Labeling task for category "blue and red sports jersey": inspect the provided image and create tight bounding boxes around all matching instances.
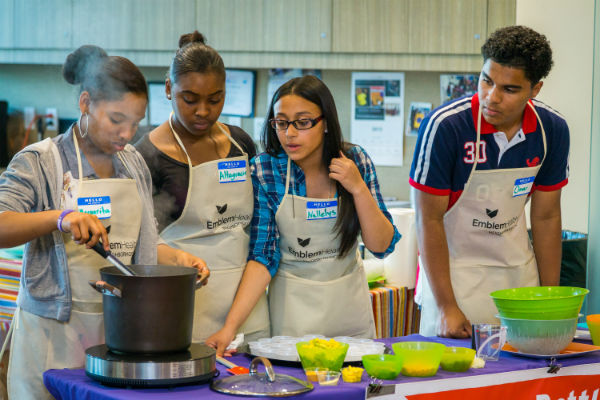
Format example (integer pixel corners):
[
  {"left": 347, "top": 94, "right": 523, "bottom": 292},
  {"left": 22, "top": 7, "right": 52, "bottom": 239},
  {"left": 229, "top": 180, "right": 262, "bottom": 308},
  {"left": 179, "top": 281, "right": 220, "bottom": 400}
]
[{"left": 409, "top": 94, "right": 569, "bottom": 209}]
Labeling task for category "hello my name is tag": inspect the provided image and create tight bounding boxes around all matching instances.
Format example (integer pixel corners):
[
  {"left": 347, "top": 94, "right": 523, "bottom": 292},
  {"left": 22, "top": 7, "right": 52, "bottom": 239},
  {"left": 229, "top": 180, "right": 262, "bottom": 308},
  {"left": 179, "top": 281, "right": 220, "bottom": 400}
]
[
  {"left": 306, "top": 200, "right": 338, "bottom": 220},
  {"left": 513, "top": 176, "right": 535, "bottom": 197},
  {"left": 218, "top": 160, "right": 247, "bottom": 183},
  {"left": 77, "top": 196, "right": 111, "bottom": 219}
]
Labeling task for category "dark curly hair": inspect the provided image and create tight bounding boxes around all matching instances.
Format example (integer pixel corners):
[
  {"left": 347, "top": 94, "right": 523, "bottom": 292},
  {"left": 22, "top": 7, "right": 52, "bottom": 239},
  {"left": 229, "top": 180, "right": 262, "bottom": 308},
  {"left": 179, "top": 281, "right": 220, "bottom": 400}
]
[{"left": 481, "top": 25, "right": 553, "bottom": 84}]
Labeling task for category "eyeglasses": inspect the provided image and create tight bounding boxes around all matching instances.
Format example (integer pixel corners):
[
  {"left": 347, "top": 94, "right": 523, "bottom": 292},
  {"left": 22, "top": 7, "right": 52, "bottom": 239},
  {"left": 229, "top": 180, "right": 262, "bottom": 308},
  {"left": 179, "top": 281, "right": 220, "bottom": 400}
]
[{"left": 269, "top": 115, "right": 324, "bottom": 131}]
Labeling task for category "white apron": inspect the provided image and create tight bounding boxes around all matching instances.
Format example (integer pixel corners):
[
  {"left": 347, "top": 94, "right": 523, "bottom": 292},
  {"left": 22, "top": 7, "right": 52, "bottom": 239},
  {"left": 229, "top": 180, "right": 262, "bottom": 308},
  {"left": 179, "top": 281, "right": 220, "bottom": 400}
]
[
  {"left": 418, "top": 103, "right": 546, "bottom": 336},
  {"left": 269, "top": 158, "right": 375, "bottom": 338},
  {"left": 7, "top": 133, "right": 142, "bottom": 400},
  {"left": 160, "top": 116, "right": 270, "bottom": 342}
]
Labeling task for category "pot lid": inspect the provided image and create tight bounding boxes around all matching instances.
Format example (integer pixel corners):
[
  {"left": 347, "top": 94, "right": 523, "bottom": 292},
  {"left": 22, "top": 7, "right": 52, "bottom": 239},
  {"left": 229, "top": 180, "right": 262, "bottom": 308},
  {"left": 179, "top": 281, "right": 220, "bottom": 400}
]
[{"left": 211, "top": 357, "right": 313, "bottom": 397}]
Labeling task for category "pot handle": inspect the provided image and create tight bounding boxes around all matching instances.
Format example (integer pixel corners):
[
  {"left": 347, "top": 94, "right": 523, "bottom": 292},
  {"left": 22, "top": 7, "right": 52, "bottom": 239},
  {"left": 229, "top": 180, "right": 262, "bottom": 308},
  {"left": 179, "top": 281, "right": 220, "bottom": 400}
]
[
  {"left": 195, "top": 268, "right": 210, "bottom": 289},
  {"left": 249, "top": 357, "right": 275, "bottom": 382},
  {"left": 89, "top": 280, "right": 122, "bottom": 298}
]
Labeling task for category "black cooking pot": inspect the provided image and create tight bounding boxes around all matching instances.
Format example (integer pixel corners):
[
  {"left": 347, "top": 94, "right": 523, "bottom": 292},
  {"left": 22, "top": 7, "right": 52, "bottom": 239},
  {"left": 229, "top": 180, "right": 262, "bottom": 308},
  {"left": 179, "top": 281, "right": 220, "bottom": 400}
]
[{"left": 90, "top": 265, "right": 205, "bottom": 354}]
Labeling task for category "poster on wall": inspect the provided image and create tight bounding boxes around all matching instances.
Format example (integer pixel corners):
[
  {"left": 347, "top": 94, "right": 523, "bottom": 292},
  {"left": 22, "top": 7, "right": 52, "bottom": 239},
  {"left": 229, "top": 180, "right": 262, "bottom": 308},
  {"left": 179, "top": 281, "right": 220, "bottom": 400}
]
[
  {"left": 351, "top": 72, "right": 405, "bottom": 166},
  {"left": 406, "top": 102, "right": 432, "bottom": 136},
  {"left": 267, "top": 69, "right": 322, "bottom": 106},
  {"left": 439, "top": 74, "right": 478, "bottom": 105},
  {"left": 221, "top": 69, "right": 256, "bottom": 117}
]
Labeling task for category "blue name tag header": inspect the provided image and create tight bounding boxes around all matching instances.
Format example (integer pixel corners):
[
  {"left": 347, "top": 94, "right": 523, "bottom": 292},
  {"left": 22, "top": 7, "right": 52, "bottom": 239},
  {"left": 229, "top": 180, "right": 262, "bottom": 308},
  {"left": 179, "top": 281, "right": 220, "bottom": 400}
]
[{"left": 218, "top": 160, "right": 246, "bottom": 169}]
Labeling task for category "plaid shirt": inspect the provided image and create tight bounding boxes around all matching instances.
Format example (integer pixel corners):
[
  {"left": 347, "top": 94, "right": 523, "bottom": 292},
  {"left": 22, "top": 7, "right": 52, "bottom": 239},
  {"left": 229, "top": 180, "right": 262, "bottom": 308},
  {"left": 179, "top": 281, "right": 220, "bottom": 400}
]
[{"left": 249, "top": 145, "right": 401, "bottom": 276}]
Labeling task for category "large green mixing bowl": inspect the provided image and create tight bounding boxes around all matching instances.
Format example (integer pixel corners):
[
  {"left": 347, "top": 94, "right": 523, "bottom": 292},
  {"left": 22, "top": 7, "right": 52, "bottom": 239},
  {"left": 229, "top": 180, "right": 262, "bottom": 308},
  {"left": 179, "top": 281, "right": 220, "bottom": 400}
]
[{"left": 490, "top": 286, "right": 589, "bottom": 320}]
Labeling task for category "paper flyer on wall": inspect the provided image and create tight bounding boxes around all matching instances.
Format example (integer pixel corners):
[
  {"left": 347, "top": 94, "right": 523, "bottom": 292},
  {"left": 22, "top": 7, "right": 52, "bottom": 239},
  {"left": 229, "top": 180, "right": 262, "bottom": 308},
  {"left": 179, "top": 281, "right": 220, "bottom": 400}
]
[
  {"left": 407, "top": 102, "right": 432, "bottom": 136},
  {"left": 440, "top": 74, "right": 478, "bottom": 105},
  {"left": 351, "top": 72, "right": 404, "bottom": 166}
]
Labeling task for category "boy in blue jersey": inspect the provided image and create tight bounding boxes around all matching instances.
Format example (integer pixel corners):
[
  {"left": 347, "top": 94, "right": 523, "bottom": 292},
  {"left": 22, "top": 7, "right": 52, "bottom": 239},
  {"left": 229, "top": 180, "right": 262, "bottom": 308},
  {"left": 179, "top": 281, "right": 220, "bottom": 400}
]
[{"left": 410, "top": 26, "right": 569, "bottom": 338}]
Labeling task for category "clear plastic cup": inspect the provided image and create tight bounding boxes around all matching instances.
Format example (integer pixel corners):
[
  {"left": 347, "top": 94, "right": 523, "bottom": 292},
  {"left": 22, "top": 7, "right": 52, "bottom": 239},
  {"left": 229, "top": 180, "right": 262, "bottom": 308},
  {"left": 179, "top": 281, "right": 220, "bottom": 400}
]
[
  {"left": 474, "top": 324, "right": 507, "bottom": 361},
  {"left": 304, "top": 367, "right": 328, "bottom": 382},
  {"left": 317, "top": 371, "right": 341, "bottom": 386}
]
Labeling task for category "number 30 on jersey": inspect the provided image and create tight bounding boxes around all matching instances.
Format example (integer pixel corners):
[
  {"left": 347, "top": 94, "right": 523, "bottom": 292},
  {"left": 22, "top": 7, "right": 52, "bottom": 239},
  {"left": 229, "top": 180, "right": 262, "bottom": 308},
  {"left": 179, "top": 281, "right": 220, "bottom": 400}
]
[{"left": 463, "top": 141, "right": 487, "bottom": 164}]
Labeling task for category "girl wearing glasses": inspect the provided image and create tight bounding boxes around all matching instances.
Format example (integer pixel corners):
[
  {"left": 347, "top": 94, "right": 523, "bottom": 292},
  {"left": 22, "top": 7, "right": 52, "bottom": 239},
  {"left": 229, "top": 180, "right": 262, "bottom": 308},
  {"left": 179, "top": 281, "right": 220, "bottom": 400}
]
[
  {"left": 207, "top": 75, "right": 400, "bottom": 355},
  {"left": 135, "top": 31, "right": 270, "bottom": 343}
]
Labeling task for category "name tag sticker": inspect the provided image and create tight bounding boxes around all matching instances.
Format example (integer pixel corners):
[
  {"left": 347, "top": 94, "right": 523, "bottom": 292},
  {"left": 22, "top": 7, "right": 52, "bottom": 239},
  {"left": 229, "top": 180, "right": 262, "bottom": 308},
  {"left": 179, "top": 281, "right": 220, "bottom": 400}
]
[
  {"left": 306, "top": 200, "right": 338, "bottom": 220},
  {"left": 218, "top": 160, "right": 247, "bottom": 183},
  {"left": 513, "top": 176, "right": 535, "bottom": 197},
  {"left": 77, "top": 196, "right": 111, "bottom": 219}
]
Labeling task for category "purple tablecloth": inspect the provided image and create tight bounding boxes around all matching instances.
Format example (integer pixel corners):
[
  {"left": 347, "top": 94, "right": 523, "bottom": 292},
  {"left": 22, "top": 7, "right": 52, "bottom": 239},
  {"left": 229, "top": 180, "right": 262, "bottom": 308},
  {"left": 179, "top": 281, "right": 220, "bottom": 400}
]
[{"left": 43, "top": 334, "right": 600, "bottom": 400}]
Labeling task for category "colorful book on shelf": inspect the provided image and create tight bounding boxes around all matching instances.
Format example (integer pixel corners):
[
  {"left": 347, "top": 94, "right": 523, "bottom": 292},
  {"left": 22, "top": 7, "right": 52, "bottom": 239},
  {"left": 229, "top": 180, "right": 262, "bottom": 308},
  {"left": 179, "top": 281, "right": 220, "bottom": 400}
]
[{"left": 369, "top": 285, "right": 419, "bottom": 338}]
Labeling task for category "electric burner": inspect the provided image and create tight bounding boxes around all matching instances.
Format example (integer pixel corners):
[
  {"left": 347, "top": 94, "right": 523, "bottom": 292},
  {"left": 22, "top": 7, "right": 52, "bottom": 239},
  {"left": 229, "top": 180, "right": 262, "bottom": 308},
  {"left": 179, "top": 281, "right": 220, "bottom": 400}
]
[{"left": 85, "top": 343, "right": 217, "bottom": 387}]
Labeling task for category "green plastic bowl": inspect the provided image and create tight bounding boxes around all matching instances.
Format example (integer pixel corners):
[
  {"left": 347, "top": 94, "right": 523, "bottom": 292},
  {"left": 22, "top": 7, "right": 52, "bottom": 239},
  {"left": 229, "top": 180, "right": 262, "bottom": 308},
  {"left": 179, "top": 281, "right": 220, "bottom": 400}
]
[
  {"left": 490, "top": 286, "right": 588, "bottom": 320},
  {"left": 361, "top": 354, "right": 403, "bottom": 380},
  {"left": 392, "top": 341, "right": 446, "bottom": 377},
  {"left": 296, "top": 341, "right": 349, "bottom": 372},
  {"left": 440, "top": 347, "right": 476, "bottom": 372},
  {"left": 499, "top": 315, "right": 578, "bottom": 355}
]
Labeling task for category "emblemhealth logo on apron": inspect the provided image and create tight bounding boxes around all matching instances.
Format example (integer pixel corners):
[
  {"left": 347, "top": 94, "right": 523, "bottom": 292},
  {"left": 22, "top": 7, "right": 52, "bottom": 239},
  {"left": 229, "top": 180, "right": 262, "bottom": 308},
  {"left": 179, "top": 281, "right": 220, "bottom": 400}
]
[
  {"left": 513, "top": 176, "right": 535, "bottom": 197},
  {"left": 77, "top": 196, "right": 111, "bottom": 219},
  {"left": 306, "top": 200, "right": 338, "bottom": 220},
  {"left": 218, "top": 160, "right": 247, "bottom": 183}
]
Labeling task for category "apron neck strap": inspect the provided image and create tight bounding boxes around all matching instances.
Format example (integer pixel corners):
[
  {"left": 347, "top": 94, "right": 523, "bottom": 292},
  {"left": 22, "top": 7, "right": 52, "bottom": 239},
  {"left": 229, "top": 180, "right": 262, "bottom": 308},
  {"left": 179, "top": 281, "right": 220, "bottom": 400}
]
[
  {"left": 526, "top": 102, "right": 548, "bottom": 164},
  {"left": 284, "top": 157, "right": 292, "bottom": 196},
  {"left": 474, "top": 101, "right": 547, "bottom": 170},
  {"left": 72, "top": 126, "right": 84, "bottom": 194},
  {"left": 168, "top": 112, "right": 194, "bottom": 198},
  {"left": 168, "top": 112, "right": 248, "bottom": 168},
  {"left": 73, "top": 124, "right": 134, "bottom": 190},
  {"left": 168, "top": 112, "right": 194, "bottom": 168},
  {"left": 284, "top": 157, "right": 296, "bottom": 218},
  {"left": 217, "top": 122, "right": 246, "bottom": 154},
  {"left": 471, "top": 106, "right": 483, "bottom": 177},
  {"left": 168, "top": 112, "right": 250, "bottom": 200}
]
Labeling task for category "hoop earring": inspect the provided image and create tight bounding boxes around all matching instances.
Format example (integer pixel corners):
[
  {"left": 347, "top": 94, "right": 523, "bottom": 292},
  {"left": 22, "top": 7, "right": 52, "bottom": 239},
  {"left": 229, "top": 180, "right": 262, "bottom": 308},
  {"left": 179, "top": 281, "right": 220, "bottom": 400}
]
[{"left": 78, "top": 113, "right": 89, "bottom": 138}]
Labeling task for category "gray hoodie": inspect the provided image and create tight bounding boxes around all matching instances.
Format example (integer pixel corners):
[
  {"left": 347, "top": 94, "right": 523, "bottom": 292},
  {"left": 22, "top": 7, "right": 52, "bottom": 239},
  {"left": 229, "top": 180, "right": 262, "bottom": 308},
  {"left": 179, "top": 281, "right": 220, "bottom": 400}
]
[{"left": 0, "top": 132, "right": 158, "bottom": 322}]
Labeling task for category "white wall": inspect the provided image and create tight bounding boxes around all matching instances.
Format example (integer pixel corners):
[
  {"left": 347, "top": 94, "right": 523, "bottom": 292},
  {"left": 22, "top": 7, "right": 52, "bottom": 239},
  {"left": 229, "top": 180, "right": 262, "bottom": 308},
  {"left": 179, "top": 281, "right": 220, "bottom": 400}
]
[
  {"left": 585, "top": 0, "right": 600, "bottom": 313},
  {"left": 517, "top": 0, "right": 595, "bottom": 233}
]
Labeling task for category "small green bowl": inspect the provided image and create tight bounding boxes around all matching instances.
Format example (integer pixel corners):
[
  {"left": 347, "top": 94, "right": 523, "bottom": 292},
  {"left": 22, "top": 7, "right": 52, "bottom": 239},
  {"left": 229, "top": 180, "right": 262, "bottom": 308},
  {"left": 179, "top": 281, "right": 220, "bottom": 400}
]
[
  {"left": 361, "top": 354, "right": 403, "bottom": 380},
  {"left": 490, "top": 286, "right": 588, "bottom": 320},
  {"left": 392, "top": 341, "right": 446, "bottom": 377},
  {"left": 440, "top": 347, "right": 476, "bottom": 372}
]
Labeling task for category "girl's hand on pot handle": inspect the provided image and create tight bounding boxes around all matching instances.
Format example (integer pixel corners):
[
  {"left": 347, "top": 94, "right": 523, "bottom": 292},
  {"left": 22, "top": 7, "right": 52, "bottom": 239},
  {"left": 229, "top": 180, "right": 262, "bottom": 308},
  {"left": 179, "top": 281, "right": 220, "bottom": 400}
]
[
  {"left": 174, "top": 249, "right": 210, "bottom": 286},
  {"left": 329, "top": 151, "right": 365, "bottom": 196},
  {"left": 61, "top": 211, "right": 110, "bottom": 251}
]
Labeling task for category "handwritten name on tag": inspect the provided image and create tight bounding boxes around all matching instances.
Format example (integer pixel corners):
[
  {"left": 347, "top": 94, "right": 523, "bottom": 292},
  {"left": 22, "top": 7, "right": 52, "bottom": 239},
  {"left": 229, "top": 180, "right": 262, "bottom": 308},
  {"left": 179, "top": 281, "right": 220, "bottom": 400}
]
[
  {"left": 513, "top": 176, "right": 535, "bottom": 197},
  {"left": 78, "top": 196, "right": 111, "bottom": 219},
  {"left": 218, "top": 160, "right": 247, "bottom": 183},
  {"left": 306, "top": 200, "right": 337, "bottom": 220}
]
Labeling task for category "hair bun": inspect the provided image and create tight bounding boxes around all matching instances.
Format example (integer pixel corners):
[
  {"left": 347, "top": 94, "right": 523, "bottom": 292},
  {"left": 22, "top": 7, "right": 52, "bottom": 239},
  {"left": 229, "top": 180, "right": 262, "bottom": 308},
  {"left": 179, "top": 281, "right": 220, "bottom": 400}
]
[
  {"left": 178, "top": 30, "right": 206, "bottom": 49},
  {"left": 62, "top": 45, "right": 108, "bottom": 85}
]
